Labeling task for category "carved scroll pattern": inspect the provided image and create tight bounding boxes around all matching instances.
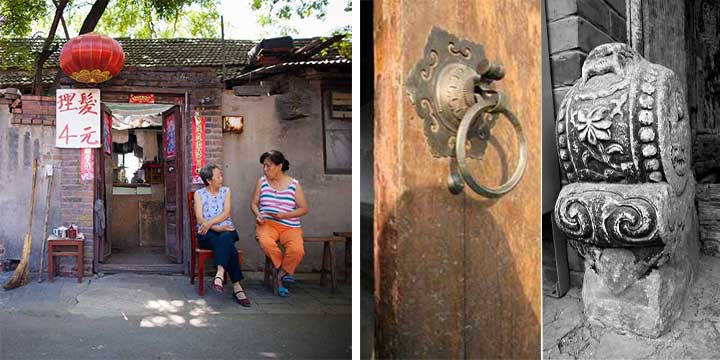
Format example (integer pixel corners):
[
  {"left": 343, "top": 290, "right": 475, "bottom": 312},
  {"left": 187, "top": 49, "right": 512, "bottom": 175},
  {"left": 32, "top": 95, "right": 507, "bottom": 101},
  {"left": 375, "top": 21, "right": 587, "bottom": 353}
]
[
  {"left": 603, "top": 197, "right": 659, "bottom": 244},
  {"left": 555, "top": 190, "right": 660, "bottom": 246},
  {"left": 554, "top": 196, "right": 593, "bottom": 239}
]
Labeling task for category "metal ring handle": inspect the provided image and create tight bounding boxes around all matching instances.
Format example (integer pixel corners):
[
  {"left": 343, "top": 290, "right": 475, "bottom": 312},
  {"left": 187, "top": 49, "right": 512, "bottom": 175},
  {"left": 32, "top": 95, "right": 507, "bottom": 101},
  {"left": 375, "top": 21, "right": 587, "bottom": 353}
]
[{"left": 455, "top": 101, "right": 527, "bottom": 198}]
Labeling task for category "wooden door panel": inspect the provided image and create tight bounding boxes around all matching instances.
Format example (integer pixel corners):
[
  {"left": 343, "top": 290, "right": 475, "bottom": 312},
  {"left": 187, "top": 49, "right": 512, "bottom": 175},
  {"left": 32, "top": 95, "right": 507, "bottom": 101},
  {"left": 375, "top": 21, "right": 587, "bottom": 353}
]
[
  {"left": 164, "top": 106, "right": 182, "bottom": 263},
  {"left": 97, "top": 105, "right": 112, "bottom": 263},
  {"left": 463, "top": 1, "right": 541, "bottom": 358},
  {"left": 165, "top": 157, "right": 179, "bottom": 262},
  {"left": 375, "top": 1, "right": 467, "bottom": 358},
  {"left": 374, "top": 0, "right": 541, "bottom": 358}
]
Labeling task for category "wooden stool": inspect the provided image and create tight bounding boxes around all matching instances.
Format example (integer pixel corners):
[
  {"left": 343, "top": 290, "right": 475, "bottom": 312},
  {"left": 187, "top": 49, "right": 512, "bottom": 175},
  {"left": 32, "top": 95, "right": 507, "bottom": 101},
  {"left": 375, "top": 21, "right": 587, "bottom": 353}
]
[
  {"left": 257, "top": 236, "right": 278, "bottom": 294},
  {"left": 47, "top": 234, "right": 85, "bottom": 283},
  {"left": 305, "top": 236, "right": 345, "bottom": 293},
  {"left": 263, "top": 255, "right": 277, "bottom": 294},
  {"left": 333, "top": 231, "right": 352, "bottom": 282}
]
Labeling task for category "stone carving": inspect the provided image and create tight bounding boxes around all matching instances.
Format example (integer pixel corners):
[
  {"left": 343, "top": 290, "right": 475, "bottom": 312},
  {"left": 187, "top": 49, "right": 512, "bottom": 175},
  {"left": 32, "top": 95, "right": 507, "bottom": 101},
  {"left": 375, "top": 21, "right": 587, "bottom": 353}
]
[{"left": 554, "top": 43, "right": 699, "bottom": 338}]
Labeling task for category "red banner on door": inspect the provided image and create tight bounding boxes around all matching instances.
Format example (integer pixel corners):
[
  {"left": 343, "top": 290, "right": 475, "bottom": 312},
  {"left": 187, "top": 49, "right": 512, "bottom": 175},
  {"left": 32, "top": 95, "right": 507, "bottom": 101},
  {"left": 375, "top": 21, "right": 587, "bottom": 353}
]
[
  {"left": 191, "top": 114, "right": 206, "bottom": 184},
  {"left": 164, "top": 112, "right": 176, "bottom": 158},
  {"left": 80, "top": 148, "right": 94, "bottom": 181}
]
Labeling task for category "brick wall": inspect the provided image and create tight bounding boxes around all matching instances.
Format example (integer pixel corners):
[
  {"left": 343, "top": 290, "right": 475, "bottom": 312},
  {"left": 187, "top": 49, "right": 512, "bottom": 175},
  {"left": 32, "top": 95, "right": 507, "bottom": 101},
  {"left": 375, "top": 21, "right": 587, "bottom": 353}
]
[
  {"left": 10, "top": 95, "right": 56, "bottom": 126},
  {"left": 546, "top": 0, "right": 626, "bottom": 282},
  {"left": 547, "top": 0, "right": 626, "bottom": 114},
  {"left": 58, "top": 147, "right": 94, "bottom": 276}
]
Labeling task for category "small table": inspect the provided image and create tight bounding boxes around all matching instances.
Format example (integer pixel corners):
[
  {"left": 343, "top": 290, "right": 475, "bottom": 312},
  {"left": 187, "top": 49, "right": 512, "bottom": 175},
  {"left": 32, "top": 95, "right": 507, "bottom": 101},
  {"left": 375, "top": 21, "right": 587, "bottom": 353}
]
[
  {"left": 48, "top": 233, "right": 84, "bottom": 283},
  {"left": 333, "top": 232, "right": 352, "bottom": 282}
]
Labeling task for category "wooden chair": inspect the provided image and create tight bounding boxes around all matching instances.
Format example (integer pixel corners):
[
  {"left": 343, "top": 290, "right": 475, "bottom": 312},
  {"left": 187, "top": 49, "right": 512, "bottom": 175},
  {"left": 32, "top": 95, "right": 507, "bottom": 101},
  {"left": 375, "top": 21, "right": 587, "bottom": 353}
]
[{"left": 187, "top": 191, "right": 243, "bottom": 296}]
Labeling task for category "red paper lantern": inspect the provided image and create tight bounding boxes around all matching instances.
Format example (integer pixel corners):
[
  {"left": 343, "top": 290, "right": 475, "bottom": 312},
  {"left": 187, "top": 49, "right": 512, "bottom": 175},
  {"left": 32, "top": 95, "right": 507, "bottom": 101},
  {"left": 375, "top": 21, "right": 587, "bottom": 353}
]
[{"left": 59, "top": 32, "right": 125, "bottom": 84}]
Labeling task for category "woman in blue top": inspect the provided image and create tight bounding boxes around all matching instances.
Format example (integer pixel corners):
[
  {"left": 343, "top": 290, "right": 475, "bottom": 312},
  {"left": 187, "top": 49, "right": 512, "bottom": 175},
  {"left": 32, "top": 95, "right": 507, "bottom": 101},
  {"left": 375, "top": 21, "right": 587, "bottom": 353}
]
[{"left": 194, "top": 164, "right": 251, "bottom": 307}]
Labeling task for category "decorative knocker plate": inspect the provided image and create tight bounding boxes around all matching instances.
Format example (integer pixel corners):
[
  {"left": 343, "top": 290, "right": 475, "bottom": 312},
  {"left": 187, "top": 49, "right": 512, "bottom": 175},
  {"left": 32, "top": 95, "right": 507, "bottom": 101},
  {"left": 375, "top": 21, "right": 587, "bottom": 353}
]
[{"left": 405, "top": 27, "right": 526, "bottom": 198}]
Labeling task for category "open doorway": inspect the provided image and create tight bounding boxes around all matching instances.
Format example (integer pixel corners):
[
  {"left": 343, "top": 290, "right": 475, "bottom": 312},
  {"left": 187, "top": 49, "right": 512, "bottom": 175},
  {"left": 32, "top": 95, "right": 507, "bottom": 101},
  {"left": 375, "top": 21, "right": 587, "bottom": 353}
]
[{"left": 95, "top": 102, "right": 183, "bottom": 272}]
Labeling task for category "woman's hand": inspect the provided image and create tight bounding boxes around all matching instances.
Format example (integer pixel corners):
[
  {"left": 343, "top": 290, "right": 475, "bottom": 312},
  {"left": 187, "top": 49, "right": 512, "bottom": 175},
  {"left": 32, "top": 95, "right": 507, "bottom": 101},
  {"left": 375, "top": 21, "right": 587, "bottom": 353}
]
[
  {"left": 213, "top": 224, "right": 236, "bottom": 232},
  {"left": 256, "top": 213, "right": 266, "bottom": 225},
  {"left": 198, "top": 221, "right": 212, "bottom": 235},
  {"left": 270, "top": 212, "right": 288, "bottom": 220}
]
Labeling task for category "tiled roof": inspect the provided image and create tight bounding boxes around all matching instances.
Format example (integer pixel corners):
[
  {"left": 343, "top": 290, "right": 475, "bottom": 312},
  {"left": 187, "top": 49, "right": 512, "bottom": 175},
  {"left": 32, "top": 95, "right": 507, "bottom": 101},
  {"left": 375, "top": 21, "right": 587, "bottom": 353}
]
[
  {"left": 0, "top": 37, "right": 349, "bottom": 88},
  {"left": 226, "top": 58, "right": 351, "bottom": 83},
  {"left": 0, "top": 37, "right": 322, "bottom": 69},
  {"left": 0, "top": 69, "right": 58, "bottom": 88}
]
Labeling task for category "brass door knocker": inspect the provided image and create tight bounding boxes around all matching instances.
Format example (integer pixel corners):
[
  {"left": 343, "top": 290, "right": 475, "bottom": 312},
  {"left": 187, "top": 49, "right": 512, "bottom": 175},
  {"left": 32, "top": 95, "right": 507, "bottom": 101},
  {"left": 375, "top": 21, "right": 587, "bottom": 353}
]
[{"left": 405, "top": 27, "right": 526, "bottom": 198}]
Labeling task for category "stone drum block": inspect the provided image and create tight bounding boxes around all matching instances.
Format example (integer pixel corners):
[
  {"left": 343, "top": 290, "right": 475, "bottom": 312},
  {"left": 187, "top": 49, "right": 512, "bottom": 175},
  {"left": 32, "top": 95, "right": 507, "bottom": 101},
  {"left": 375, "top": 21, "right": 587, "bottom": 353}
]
[{"left": 553, "top": 43, "right": 699, "bottom": 338}]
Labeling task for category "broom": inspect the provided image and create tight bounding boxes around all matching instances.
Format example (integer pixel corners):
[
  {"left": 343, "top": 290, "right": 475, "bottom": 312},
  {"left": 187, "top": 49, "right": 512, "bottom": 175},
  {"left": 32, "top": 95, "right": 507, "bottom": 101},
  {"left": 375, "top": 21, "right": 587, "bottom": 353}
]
[
  {"left": 38, "top": 164, "right": 53, "bottom": 282},
  {"left": 4, "top": 159, "right": 39, "bottom": 290}
]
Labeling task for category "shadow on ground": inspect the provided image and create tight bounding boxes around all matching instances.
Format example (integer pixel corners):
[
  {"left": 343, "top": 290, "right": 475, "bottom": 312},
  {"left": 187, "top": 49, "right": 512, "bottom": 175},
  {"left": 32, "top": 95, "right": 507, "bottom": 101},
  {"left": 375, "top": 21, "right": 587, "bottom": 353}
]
[{"left": 0, "top": 271, "right": 351, "bottom": 359}]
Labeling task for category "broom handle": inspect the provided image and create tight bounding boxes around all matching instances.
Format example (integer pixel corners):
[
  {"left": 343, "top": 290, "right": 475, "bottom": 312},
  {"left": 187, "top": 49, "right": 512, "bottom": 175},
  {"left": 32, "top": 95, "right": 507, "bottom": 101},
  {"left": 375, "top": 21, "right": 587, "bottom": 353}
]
[
  {"left": 27, "top": 159, "right": 38, "bottom": 231},
  {"left": 38, "top": 168, "right": 52, "bottom": 282}
]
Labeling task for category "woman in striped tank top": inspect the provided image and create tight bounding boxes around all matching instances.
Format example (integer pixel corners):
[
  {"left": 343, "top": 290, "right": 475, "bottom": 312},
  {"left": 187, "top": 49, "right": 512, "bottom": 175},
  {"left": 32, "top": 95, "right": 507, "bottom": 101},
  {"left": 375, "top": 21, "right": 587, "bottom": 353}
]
[{"left": 251, "top": 150, "right": 309, "bottom": 297}]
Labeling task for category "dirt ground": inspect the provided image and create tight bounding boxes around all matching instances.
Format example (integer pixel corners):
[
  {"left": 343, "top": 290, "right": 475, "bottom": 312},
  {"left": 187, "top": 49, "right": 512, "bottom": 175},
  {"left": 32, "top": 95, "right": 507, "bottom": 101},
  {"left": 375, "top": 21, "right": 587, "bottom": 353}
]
[{"left": 543, "top": 255, "right": 720, "bottom": 359}]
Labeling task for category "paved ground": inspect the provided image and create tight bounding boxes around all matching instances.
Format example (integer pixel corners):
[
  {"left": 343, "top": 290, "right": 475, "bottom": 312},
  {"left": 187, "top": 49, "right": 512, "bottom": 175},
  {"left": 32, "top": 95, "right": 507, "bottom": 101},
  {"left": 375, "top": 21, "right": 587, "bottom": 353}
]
[
  {"left": 544, "top": 255, "right": 720, "bottom": 359},
  {"left": 0, "top": 271, "right": 351, "bottom": 359}
]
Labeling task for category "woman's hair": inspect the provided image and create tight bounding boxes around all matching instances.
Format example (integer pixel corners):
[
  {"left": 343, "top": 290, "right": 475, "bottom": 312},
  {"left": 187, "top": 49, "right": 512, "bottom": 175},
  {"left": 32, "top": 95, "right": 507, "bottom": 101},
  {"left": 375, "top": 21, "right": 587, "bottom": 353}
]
[
  {"left": 199, "top": 164, "right": 220, "bottom": 186},
  {"left": 260, "top": 150, "right": 290, "bottom": 172}
]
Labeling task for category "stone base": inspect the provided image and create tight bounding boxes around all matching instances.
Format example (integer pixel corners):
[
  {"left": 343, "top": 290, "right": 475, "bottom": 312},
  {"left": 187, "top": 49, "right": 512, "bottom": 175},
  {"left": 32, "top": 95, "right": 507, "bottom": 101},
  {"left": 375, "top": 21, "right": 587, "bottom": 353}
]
[{"left": 582, "top": 211, "right": 700, "bottom": 338}]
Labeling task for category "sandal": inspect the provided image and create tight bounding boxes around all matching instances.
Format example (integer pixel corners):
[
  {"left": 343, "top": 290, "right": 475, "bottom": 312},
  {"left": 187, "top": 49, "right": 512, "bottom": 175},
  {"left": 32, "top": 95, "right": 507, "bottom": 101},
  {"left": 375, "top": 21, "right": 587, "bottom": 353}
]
[
  {"left": 282, "top": 274, "right": 295, "bottom": 284},
  {"left": 278, "top": 286, "right": 290, "bottom": 298},
  {"left": 212, "top": 276, "right": 224, "bottom": 293},
  {"left": 233, "top": 290, "right": 252, "bottom": 307}
]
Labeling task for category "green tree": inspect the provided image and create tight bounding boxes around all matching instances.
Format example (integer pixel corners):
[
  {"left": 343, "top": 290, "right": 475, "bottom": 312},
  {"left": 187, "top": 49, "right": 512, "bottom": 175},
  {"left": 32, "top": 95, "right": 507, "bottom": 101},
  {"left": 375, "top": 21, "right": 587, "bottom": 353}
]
[
  {"left": 250, "top": 0, "right": 352, "bottom": 58},
  {"left": 0, "top": 0, "right": 221, "bottom": 94}
]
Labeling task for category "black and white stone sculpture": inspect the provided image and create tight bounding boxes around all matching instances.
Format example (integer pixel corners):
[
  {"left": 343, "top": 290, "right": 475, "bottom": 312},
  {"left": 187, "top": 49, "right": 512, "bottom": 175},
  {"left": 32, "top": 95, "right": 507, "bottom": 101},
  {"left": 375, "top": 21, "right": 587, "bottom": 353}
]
[{"left": 554, "top": 43, "right": 699, "bottom": 338}]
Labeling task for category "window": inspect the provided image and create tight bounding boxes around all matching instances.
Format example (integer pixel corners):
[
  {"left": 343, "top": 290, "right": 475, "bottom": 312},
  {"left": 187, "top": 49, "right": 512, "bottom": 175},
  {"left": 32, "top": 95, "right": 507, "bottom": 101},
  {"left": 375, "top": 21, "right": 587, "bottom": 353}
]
[{"left": 323, "top": 88, "right": 352, "bottom": 174}]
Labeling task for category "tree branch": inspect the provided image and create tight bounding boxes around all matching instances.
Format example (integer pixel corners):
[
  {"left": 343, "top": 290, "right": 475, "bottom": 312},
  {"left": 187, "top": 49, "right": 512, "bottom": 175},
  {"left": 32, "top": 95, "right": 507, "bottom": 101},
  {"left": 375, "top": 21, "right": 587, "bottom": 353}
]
[
  {"left": 52, "top": 0, "right": 70, "bottom": 38},
  {"left": 79, "top": 0, "right": 110, "bottom": 35},
  {"left": 32, "top": 0, "right": 68, "bottom": 95}
]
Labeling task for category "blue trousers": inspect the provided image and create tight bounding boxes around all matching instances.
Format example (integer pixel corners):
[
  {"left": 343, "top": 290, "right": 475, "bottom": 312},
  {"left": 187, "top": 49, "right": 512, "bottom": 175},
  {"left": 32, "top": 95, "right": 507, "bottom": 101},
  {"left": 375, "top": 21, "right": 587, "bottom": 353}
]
[{"left": 197, "top": 230, "right": 243, "bottom": 282}]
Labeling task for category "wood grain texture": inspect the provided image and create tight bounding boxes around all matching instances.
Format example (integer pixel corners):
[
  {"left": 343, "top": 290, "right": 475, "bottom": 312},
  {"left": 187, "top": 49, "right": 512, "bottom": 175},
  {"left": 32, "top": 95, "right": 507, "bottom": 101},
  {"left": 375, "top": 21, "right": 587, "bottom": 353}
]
[
  {"left": 374, "top": 0, "right": 541, "bottom": 358},
  {"left": 374, "top": 0, "right": 465, "bottom": 358},
  {"left": 462, "top": 1, "right": 541, "bottom": 358}
]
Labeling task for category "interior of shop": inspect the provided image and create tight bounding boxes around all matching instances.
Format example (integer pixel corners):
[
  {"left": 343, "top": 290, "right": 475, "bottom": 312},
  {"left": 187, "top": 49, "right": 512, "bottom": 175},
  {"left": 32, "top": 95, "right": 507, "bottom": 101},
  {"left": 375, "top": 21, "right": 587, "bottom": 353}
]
[{"left": 102, "top": 103, "right": 174, "bottom": 265}]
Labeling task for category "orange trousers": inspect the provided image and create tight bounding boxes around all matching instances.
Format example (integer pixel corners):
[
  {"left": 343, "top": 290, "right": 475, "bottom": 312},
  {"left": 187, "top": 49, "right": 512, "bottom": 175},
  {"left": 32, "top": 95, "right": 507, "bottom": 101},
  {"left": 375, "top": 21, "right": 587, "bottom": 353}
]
[{"left": 256, "top": 220, "right": 304, "bottom": 275}]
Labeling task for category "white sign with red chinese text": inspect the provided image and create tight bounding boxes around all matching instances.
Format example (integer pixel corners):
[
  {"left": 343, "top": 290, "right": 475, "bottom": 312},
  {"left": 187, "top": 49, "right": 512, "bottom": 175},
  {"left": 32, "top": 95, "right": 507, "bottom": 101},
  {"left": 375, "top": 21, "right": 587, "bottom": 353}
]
[{"left": 55, "top": 89, "right": 101, "bottom": 148}]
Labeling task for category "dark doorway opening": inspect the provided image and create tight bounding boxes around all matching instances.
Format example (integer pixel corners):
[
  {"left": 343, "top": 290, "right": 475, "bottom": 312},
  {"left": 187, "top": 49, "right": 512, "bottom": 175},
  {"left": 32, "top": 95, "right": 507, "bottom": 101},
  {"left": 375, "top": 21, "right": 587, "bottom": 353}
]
[{"left": 95, "top": 102, "right": 184, "bottom": 273}]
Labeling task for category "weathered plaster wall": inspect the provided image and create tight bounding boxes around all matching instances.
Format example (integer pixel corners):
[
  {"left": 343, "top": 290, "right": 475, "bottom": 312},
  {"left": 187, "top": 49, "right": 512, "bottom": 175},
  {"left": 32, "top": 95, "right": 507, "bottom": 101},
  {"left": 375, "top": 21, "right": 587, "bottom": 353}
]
[
  {"left": 221, "top": 78, "right": 351, "bottom": 273},
  {"left": 0, "top": 101, "right": 72, "bottom": 273}
]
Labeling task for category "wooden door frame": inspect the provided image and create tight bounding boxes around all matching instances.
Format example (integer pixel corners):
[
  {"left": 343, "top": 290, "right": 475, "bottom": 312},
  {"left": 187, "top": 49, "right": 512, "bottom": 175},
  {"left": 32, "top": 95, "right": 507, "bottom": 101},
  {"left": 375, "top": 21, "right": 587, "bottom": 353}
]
[
  {"left": 93, "top": 104, "right": 111, "bottom": 270},
  {"left": 162, "top": 104, "right": 185, "bottom": 264},
  {"left": 92, "top": 95, "right": 187, "bottom": 272}
]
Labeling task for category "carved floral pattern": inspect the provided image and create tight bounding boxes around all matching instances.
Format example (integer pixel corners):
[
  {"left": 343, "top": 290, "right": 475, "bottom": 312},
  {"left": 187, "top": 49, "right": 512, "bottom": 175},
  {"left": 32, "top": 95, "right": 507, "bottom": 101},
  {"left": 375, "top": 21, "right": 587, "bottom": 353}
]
[{"left": 576, "top": 107, "right": 612, "bottom": 145}]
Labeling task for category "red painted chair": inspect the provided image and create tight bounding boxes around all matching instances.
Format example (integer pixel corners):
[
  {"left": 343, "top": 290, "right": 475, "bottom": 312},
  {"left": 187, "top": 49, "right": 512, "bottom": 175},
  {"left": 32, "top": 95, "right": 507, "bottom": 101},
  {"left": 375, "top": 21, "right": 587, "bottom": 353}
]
[{"left": 188, "top": 191, "right": 243, "bottom": 296}]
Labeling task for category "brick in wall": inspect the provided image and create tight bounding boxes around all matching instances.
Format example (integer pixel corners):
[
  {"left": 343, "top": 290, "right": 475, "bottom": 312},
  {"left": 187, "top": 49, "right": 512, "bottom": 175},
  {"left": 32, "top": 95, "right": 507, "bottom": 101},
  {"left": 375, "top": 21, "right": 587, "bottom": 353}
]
[
  {"left": 548, "top": 16, "right": 614, "bottom": 55},
  {"left": 550, "top": 50, "right": 587, "bottom": 87}
]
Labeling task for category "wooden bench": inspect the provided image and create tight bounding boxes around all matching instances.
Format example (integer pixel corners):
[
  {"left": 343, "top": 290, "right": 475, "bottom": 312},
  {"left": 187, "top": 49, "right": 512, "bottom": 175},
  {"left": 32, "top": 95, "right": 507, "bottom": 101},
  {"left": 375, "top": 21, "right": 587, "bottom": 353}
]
[
  {"left": 261, "top": 235, "right": 346, "bottom": 293},
  {"left": 333, "top": 231, "right": 351, "bottom": 282}
]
